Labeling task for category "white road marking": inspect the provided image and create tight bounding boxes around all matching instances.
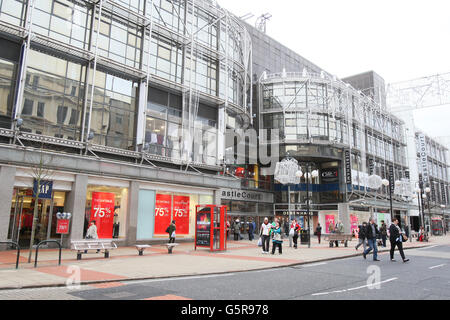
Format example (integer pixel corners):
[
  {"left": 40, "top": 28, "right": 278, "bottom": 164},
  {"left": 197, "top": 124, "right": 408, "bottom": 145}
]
[
  {"left": 311, "top": 278, "right": 398, "bottom": 296},
  {"left": 417, "top": 245, "right": 438, "bottom": 250},
  {"left": 303, "top": 262, "right": 327, "bottom": 268},
  {"left": 429, "top": 264, "right": 446, "bottom": 270},
  {"left": 125, "top": 273, "right": 236, "bottom": 285}
]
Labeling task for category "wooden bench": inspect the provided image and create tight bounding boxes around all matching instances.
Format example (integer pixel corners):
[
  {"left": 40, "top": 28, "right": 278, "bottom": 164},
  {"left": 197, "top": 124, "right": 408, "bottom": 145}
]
[
  {"left": 166, "top": 243, "right": 178, "bottom": 254},
  {"left": 135, "top": 245, "right": 152, "bottom": 256},
  {"left": 324, "top": 234, "right": 353, "bottom": 247},
  {"left": 71, "top": 240, "right": 117, "bottom": 260}
]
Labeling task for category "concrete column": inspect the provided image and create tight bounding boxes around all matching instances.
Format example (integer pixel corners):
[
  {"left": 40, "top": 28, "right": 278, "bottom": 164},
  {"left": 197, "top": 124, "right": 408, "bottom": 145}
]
[
  {"left": 338, "top": 202, "right": 351, "bottom": 234},
  {"left": 65, "top": 174, "right": 88, "bottom": 246},
  {"left": 126, "top": 181, "right": 140, "bottom": 246},
  {"left": 214, "top": 189, "right": 222, "bottom": 206},
  {"left": 0, "top": 166, "right": 16, "bottom": 241}
]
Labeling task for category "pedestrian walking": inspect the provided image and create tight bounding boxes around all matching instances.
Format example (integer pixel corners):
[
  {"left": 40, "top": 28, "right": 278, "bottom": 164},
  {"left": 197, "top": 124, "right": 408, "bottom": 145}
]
[
  {"left": 380, "top": 220, "right": 387, "bottom": 247},
  {"left": 271, "top": 222, "right": 283, "bottom": 255},
  {"left": 271, "top": 218, "right": 279, "bottom": 237},
  {"left": 288, "top": 220, "right": 296, "bottom": 247},
  {"left": 284, "top": 219, "right": 290, "bottom": 237},
  {"left": 233, "top": 219, "right": 241, "bottom": 241},
  {"left": 334, "top": 220, "right": 344, "bottom": 247},
  {"left": 260, "top": 218, "right": 272, "bottom": 254},
  {"left": 315, "top": 223, "right": 322, "bottom": 244},
  {"left": 248, "top": 219, "right": 255, "bottom": 241},
  {"left": 166, "top": 220, "right": 176, "bottom": 243},
  {"left": 292, "top": 220, "right": 301, "bottom": 249},
  {"left": 389, "top": 218, "right": 410, "bottom": 263},
  {"left": 355, "top": 222, "right": 368, "bottom": 251},
  {"left": 226, "top": 220, "right": 230, "bottom": 239},
  {"left": 363, "top": 217, "right": 380, "bottom": 261},
  {"left": 85, "top": 220, "right": 100, "bottom": 253}
]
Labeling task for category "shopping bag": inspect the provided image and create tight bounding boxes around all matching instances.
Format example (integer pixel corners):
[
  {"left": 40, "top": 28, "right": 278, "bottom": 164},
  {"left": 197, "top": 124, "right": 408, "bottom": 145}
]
[{"left": 257, "top": 237, "right": 262, "bottom": 247}]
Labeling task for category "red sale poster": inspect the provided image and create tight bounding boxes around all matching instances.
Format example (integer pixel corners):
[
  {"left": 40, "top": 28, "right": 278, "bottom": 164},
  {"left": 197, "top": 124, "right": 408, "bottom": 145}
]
[
  {"left": 56, "top": 219, "right": 70, "bottom": 235},
  {"left": 155, "top": 194, "right": 172, "bottom": 235},
  {"left": 90, "top": 192, "right": 115, "bottom": 239},
  {"left": 325, "top": 215, "right": 335, "bottom": 233},
  {"left": 350, "top": 215, "right": 358, "bottom": 235},
  {"left": 173, "top": 196, "right": 190, "bottom": 235}
]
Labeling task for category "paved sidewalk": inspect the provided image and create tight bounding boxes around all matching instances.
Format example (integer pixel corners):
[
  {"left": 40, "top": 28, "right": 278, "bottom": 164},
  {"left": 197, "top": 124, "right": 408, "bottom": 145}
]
[{"left": 0, "top": 235, "right": 448, "bottom": 290}]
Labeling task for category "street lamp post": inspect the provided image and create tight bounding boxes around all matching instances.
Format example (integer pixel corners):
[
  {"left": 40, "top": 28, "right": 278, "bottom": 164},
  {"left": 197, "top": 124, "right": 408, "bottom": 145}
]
[
  {"left": 382, "top": 170, "right": 401, "bottom": 227},
  {"left": 441, "top": 205, "right": 446, "bottom": 235},
  {"left": 298, "top": 163, "right": 318, "bottom": 249},
  {"left": 424, "top": 187, "right": 432, "bottom": 236},
  {"left": 415, "top": 183, "right": 426, "bottom": 231},
  {"left": 274, "top": 155, "right": 301, "bottom": 223}
]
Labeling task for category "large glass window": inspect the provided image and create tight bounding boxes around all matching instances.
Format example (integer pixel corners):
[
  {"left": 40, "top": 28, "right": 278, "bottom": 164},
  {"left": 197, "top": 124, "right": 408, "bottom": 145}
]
[
  {"left": 87, "top": 71, "right": 137, "bottom": 149},
  {"left": 144, "top": 87, "right": 217, "bottom": 165},
  {"left": 21, "top": 50, "right": 85, "bottom": 140},
  {"left": 0, "top": 0, "right": 25, "bottom": 26},
  {"left": 31, "top": 0, "right": 91, "bottom": 50},
  {"left": 85, "top": 185, "right": 129, "bottom": 239},
  {"left": 93, "top": 12, "right": 141, "bottom": 68},
  {"left": 0, "top": 57, "right": 16, "bottom": 128}
]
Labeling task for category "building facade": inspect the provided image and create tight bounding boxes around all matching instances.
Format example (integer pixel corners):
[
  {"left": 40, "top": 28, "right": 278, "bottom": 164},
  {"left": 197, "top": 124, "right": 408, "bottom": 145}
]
[
  {"left": 413, "top": 131, "right": 449, "bottom": 233},
  {"left": 0, "top": 0, "right": 255, "bottom": 247},
  {"left": 258, "top": 70, "right": 411, "bottom": 234}
]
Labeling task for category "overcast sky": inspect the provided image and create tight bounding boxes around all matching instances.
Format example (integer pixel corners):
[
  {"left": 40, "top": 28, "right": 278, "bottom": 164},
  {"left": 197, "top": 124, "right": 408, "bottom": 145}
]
[{"left": 217, "top": 0, "right": 450, "bottom": 142}]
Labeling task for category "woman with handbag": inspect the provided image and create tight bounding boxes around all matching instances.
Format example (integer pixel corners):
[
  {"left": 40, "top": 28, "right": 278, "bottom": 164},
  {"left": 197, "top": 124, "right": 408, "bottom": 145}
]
[
  {"left": 293, "top": 220, "right": 300, "bottom": 249},
  {"left": 288, "top": 220, "right": 296, "bottom": 247},
  {"left": 271, "top": 222, "right": 283, "bottom": 255},
  {"left": 389, "top": 218, "right": 409, "bottom": 263}
]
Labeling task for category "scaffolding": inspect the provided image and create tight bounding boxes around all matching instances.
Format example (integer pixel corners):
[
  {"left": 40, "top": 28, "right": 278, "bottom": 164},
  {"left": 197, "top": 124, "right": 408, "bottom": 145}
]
[{"left": 387, "top": 72, "right": 450, "bottom": 112}]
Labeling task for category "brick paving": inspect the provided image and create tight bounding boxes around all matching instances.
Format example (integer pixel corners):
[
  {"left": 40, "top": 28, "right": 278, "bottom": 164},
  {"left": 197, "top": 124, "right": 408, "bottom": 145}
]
[{"left": 0, "top": 235, "right": 448, "bottom": 291}]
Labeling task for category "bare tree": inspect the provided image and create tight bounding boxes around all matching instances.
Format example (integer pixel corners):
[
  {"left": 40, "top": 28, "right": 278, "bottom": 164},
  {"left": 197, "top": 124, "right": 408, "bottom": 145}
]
[{"left": 27, "top": 145, "right": 54, "bottom": 263}]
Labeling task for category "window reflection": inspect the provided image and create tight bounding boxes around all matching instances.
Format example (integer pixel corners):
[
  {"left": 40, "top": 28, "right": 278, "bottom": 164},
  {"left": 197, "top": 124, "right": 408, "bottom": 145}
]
[{"left": 21, "top": 50, "right": 85, "bottom": 140}]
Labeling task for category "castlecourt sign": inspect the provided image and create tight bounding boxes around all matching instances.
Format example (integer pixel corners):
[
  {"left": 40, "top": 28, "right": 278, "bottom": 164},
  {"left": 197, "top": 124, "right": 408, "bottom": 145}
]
[{"left": 220, "top": 188, "right": 274, "bottom": 203}]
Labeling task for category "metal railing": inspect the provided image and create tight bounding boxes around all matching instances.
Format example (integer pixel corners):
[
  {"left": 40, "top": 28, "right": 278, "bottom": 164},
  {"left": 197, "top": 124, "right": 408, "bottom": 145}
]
[
  {"left": 0, "top": 241, "right": 21, "bottom": 269},
  {"left": 34, "top": 240, "right": 62, "bottom": 268}
]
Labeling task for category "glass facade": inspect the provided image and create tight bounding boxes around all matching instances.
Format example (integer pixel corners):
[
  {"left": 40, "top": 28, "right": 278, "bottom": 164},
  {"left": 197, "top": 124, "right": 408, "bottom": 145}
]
[
  {"left": 0, "top": 58, "right": 15, "bottom": 128},
  {"left": 0, "top": 0, "right": 252, "bottom": 167},
  {"left": 261, "top": 74, "right": 410, "bottom": 202},
  {"left": 415, "top": 133, "right": 449, "bottom": 206}
]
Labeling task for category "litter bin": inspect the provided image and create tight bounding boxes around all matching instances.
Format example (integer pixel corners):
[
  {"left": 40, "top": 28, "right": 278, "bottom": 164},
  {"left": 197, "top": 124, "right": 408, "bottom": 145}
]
[{"left": 300, "top": 230, "right": 309, "bottom": 244}]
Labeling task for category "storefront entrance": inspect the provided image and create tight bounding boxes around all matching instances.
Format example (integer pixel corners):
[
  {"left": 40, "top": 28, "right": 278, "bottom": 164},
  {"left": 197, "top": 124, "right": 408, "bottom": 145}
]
[
  {"left": 228, "top": 215, "right": 263, "bottom": 240},
  {"left": 8, "top": 188, "right": 66, "bottom": 247}
]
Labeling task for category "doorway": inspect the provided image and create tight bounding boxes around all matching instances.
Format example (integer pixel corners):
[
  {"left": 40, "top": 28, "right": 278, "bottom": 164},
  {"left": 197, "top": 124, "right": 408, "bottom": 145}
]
[{"left": 8, "top": 188, "right": 66, "bottom": 247}]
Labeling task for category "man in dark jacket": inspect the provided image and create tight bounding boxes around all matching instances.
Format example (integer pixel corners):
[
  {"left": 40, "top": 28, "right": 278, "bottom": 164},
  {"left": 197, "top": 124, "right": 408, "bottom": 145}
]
[
  {"left": 363, "top": 218, "right": 380, "bottom": 261},
  {"left": 380, "top": 221, "right": 387, "bottom": 247},
  {"left": 389, "top": 218, "right": 409, "bottom": 262},
  {"left": 167, "top": 220, "right": 176, "bottom": 243},
  {"left": 315, "top": 224, "right": 322, "bottom": 244},
  {"left": 248, "top": 219, "right": 255, "bottom": 241},
  {"left": 355, "top": 222, "right": 368, "bottom": 251}
]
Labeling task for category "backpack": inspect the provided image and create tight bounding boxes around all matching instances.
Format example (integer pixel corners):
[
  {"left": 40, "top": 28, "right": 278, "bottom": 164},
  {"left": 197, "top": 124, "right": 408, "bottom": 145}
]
[{"left": 165, "top": 226, "right": 170, "bottom": 233}]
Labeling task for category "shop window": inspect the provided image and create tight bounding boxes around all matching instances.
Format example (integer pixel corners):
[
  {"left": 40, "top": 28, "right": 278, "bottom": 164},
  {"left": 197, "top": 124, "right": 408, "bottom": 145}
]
[
  {"left": 85, "top": 186, "right": 129, "bottom": 239},
  {"left": 8, "top": 188, "right": 67, "bottom": 246}
]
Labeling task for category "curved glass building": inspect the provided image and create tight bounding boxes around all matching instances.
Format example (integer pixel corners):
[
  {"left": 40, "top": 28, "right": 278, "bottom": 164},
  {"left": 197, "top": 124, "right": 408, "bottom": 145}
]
[{"left": 259, "top": 71, "right": 410, "bottom": 230}]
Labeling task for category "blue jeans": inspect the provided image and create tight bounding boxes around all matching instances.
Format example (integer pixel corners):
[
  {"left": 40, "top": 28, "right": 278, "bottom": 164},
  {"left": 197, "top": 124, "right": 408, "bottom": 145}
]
[{"left": 364, "top": 239, "right": 378, "bottom": 260}]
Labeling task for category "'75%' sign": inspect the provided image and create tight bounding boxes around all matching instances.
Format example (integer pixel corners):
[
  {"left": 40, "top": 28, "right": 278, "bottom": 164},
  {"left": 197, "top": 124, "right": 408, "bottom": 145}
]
[{"left": 90, "top": 192, "right": 115, "bottom": 239}]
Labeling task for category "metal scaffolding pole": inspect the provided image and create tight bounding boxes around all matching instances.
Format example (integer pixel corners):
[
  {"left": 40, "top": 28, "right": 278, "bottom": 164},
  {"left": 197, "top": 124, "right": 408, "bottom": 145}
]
[
  {"left": 85, "top": 0, "right": 105, "bottom": 149},
  {"left": 13, "top": 0, "right": 36, "bottom": 122}
]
